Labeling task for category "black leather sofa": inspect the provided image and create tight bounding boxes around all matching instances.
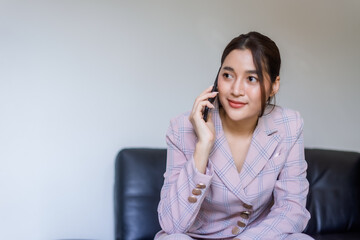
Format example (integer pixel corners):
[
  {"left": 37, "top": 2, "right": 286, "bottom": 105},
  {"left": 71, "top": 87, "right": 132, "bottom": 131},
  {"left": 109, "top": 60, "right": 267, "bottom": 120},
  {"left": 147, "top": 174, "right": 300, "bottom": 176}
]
[{"left": 115, "top": 148, "right": 360, "bottom": 240}]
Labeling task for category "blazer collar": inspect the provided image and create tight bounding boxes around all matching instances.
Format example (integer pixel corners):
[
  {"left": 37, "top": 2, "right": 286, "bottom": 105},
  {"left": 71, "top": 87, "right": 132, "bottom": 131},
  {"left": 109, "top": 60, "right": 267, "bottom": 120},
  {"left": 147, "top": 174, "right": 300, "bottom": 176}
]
[{"left": 209, "top": 102, "right": 281, "bottom": 200}]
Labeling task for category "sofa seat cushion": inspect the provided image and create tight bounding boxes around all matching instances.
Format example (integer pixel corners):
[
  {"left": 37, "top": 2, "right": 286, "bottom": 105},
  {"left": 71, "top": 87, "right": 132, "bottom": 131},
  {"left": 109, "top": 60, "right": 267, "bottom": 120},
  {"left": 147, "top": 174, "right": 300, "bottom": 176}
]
[{"left": 311, "top": 232, "right": 360, "bottom": 240}]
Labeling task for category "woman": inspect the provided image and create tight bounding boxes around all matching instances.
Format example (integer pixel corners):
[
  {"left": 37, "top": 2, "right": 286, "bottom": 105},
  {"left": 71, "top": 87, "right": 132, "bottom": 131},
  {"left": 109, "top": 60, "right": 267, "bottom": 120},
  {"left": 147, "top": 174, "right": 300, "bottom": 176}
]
[{"left": 156, "top": 32, "right": 312, "bottom": 240}]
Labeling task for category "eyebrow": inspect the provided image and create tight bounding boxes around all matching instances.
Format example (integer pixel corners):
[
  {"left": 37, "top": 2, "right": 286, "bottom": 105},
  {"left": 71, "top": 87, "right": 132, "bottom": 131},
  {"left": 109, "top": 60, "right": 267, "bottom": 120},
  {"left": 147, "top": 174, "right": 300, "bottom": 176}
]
[
  {"left": 222, "top": 66, "right": 258, "bottom": 75},
  {"left": 245, "top": 70, "right": 258, "bottom": 75},
  {"left": 222, "top": 66, "right": 235, "bottom": 72}
]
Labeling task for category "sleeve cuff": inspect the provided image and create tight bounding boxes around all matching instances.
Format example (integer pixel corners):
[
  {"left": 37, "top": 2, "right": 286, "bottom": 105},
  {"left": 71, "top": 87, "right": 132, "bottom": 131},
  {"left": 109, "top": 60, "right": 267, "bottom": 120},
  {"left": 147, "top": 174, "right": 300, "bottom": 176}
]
[{"left": 184, "top": 155, "right": 213, "bottom": 197}]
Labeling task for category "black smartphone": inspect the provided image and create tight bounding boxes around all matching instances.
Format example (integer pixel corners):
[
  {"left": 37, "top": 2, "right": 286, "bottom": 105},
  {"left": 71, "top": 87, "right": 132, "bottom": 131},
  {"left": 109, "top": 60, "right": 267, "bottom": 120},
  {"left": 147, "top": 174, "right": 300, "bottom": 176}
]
[{"left": 203, "top": 69, "right": 220, "bottom": 122}]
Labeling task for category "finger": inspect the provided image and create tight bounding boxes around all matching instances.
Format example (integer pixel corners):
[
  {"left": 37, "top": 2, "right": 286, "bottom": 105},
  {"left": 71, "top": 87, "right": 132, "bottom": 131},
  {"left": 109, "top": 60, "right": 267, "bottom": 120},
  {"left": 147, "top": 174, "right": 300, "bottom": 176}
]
[
  {"left": 197, "top": 86, "right": 217, "bottom": 100},
  {"left": 203, "top": 91, "right": 218, "bottom": 98},
  {"left": 195, "top": 91, "right": 218, "bottom": 105},
  {"left": 192, "top": 91, "right": 218, "bottom": 114},
  {"left": 194, "top": 101, "right": 215, "bottom": 119},
  {"left": 200, "top": 85, "right": 215, "bottom": 95}
]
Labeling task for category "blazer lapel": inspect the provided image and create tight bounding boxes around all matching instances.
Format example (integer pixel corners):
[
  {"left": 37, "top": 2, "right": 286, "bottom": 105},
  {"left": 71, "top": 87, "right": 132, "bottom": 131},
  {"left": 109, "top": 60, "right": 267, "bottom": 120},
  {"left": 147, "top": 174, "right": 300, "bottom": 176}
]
[
  {"left": 239, "top": 111, "right": 281, "bottom": 189},
  {"left": 209, "top": 103, "right": 247, "bottom": 199},
  {"left": 209, "top": 104, "right": 282, "bottom": 199}
]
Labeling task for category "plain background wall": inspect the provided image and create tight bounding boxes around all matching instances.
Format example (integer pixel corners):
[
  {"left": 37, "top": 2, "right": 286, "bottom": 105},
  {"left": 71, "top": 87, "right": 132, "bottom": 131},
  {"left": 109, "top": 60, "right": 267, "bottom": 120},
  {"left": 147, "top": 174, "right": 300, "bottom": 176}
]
[{"left": 1, "top": 1, "right": 359, "bottom": 239}]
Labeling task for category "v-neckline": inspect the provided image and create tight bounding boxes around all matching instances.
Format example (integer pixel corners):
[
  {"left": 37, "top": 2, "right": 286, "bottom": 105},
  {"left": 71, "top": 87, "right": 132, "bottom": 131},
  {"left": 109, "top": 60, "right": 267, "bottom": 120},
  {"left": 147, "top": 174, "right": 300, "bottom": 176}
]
[{"left": 217, "top": 112, "right": 255, "bottom": 175}]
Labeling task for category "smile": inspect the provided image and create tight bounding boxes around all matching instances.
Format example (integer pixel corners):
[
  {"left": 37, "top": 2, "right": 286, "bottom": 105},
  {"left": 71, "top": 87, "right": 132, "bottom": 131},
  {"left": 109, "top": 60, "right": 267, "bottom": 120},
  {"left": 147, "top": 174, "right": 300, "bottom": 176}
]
[{"left": 228, "top": 99, "right": 247, "bottom": 109}]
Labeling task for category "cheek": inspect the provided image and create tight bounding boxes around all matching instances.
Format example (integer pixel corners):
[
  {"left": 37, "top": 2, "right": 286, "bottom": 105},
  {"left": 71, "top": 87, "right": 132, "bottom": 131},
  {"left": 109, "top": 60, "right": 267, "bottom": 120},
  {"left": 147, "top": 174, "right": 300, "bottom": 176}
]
[
  {"left": 217, "top": 80, "right": 228, "bottom": 106},
  {"left": 217, "top": 78, "right": 224, "bottom": 90},
  {"left": 217, "top": 79, "right": 227, "bottom": 96},
  {"left": 247, "top": 86, "right": 262, "bottom": 101}
]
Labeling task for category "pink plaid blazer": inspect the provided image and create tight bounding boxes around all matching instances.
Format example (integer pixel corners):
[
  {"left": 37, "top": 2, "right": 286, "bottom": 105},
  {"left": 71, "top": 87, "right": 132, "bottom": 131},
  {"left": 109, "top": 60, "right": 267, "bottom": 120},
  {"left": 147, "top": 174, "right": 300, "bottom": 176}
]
[{"left": 156, "top": 104, "right": 312, "bottom": 240}]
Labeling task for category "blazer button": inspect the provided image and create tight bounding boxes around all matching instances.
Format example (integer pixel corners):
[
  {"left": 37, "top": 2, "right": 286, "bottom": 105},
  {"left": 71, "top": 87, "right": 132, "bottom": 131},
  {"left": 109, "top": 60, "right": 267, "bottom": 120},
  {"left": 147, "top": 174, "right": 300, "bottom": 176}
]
[
  {"left": 232, "top": 226, "right": 240, "bottom": 235},
  {"left": 188, "top": 196, "right": 197, "bottom": 203},
  {"left": 240, "top": 211, "right": 250, "bottom": 219},
  {"left": 196, "top": 183, "right": 206, "bottom": 189},
  {"left": 243, "top": 203, "right": 253, "bottom": 209},
  {"left": 192, "top": 188, "right": 202, "bottom": 196},
  {"left": 237, "top": 221, "right": 246, "bottom": 228}
]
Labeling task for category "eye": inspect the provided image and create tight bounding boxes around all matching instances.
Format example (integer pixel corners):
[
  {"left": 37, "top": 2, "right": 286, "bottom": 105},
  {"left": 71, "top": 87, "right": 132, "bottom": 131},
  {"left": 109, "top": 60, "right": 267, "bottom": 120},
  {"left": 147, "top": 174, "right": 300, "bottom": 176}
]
[
  {"left": 223, "top": 73, "right": 234, "bottom": 79},
  {"left": 248, "top": 76, "right": 258, "bottom": 83}
]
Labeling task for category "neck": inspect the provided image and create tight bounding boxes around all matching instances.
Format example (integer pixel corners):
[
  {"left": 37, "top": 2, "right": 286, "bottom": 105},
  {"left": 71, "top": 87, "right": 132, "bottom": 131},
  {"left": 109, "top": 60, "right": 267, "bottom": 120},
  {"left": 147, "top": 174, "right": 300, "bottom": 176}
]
[{"left": 219, "top": 108, "right": 258, "bottom": 137}]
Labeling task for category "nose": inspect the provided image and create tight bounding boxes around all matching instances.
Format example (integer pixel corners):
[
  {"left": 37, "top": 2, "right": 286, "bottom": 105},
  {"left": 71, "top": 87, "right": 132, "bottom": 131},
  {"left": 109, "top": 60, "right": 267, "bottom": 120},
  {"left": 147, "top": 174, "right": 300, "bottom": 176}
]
[{"left": 231, "top": 78, "right": 245, "bottom": 96}]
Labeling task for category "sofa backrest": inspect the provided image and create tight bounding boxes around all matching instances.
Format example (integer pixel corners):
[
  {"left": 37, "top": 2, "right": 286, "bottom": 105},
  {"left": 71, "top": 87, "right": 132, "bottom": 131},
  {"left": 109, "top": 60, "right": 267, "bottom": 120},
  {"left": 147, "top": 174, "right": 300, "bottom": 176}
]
[
  {"left": 115, "top": 148, "right": 166, "bottom": 240},
  {"left": 115, "top": 148, "right": 360, "bottom": 240},
  {"left": 304, "top": 148, "right": 360, "bottom": 235}
]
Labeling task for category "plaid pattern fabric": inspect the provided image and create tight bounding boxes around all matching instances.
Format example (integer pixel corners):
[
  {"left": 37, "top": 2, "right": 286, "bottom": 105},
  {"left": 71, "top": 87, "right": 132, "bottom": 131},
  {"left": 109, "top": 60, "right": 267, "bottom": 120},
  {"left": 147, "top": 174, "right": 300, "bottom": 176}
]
[{"left": 157, "top": 104, "right": 312, "bottom": 240}]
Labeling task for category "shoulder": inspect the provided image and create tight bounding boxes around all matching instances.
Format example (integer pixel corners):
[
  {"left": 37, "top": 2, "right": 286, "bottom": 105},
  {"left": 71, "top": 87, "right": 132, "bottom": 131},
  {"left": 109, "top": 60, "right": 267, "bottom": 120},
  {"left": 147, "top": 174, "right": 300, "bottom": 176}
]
[
  {"left": 267, "top": 105, "right": 303, "bottom": 122},
  {"left": 168, "top": 111, "right": 193, "bottom": 131},
  {"left": 264, "top": 105, "right": 304, "bottom": 136},
  {"left": 167, "top": 111, "right": 197, "bottom": 146}
]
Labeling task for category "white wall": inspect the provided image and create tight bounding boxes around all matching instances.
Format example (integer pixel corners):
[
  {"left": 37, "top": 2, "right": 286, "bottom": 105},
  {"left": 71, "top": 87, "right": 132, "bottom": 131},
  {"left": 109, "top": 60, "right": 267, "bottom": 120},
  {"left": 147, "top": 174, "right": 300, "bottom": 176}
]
[{"left": 0, "top": 1, "right": 359, "bottom": 239}]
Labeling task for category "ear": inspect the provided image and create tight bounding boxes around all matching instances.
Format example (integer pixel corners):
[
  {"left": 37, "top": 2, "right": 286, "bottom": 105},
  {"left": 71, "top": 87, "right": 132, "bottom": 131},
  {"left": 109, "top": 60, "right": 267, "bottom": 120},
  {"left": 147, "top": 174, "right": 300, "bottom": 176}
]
[{"left": 270, "top": 76, "right": 280, "bottom": 97}]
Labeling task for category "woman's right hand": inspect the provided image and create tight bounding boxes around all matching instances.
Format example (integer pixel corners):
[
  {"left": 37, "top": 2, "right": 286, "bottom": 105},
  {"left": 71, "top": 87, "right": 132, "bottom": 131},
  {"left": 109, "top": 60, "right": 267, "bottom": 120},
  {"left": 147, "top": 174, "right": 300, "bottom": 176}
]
[{"left": 189, "top": 86, "right": 218, "bottom": 173}]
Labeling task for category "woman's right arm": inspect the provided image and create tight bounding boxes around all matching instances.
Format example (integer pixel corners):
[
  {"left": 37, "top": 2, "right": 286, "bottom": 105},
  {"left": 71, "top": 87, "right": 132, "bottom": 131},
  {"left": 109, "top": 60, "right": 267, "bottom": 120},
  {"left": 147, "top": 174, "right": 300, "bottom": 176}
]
[
  {"left": 157, "top": 88, "right": 218, "bottom": 234},
  {"left": 190, "top": 87, "right": 218, "bottom": 173}
]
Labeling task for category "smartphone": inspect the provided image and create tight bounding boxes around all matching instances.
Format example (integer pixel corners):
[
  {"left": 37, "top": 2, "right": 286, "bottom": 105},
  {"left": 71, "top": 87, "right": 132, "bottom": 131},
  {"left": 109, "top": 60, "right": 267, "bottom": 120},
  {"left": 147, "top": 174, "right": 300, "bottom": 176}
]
[{"left": 203, "top": 69, "right": 220, "bottom": 122}]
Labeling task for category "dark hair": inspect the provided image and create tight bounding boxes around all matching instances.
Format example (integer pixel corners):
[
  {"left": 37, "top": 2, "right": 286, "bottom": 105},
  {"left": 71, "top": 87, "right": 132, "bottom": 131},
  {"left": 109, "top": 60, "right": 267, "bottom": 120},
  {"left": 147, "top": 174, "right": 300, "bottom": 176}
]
[{"left": 220, "top": 31, "right": 281, "bottom": 116}]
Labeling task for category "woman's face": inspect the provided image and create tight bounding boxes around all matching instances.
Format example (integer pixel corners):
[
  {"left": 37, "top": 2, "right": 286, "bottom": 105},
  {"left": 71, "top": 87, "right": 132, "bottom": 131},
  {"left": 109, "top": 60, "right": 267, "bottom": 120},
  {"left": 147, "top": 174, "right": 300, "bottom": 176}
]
[{"left": 217, "top": 49, "right": 276, "bottom": 123}]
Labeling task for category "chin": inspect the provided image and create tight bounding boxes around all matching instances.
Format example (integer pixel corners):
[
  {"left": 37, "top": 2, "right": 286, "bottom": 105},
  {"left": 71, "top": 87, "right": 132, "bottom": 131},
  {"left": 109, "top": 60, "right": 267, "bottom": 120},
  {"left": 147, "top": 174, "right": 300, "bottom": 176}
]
[{"left": 222, "top": 107, "right": 259, "bottom": 122}]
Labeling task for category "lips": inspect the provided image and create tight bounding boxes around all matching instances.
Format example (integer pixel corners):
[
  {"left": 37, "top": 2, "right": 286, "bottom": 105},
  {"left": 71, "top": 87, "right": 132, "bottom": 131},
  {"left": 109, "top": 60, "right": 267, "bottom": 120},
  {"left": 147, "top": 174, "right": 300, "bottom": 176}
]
[{"left": 228, "top": 99, "right": 247, "bottom": 109}]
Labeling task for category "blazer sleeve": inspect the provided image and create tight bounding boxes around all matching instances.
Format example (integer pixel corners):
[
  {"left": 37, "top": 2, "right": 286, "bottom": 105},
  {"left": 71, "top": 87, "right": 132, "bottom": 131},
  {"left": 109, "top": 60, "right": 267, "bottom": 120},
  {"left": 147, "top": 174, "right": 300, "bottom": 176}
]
[
  {"left": 237, "top": 114, "right": 312, "bottom": 240},
  {"left": 157, "top": 117, "right": 214, "bottom": 234}
]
